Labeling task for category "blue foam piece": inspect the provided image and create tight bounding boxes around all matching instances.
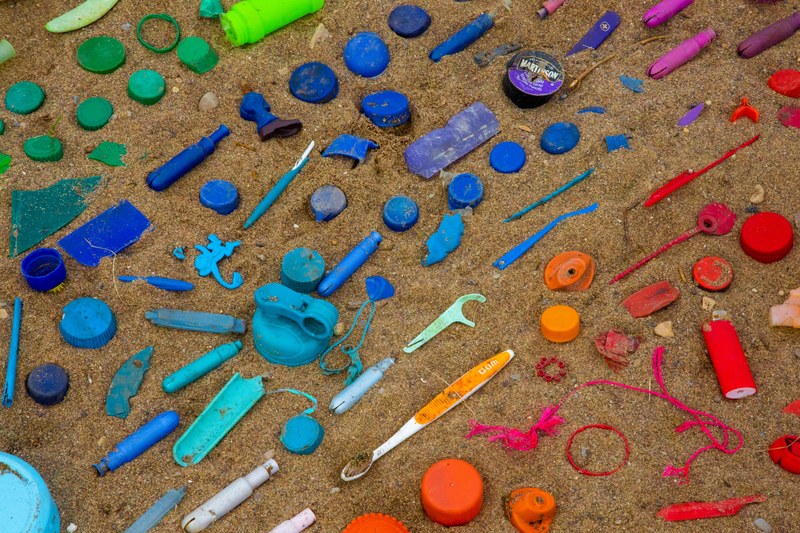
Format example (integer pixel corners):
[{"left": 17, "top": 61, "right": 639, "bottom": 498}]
[
  {"left": 200, "top": 180, "right": 239, "bottom": 215},
  {"left": 362, "top": 90, "right": 410, "bottom": 128},
  {"left": 489, "top": 141, "right": 526, "bottom": 173},
  {"left": 541, "top": 122, "right": 580, "bottom": 155},
  {"left": 606, "top": 134, "right": 631, "bottom": 152},
  {"left": 280, "top": 414, "right": 324, "bottom": 455},
  {"left": 447, "top": 173, "right": 484, "bottom": 210},
  {"left": 578, "top": 106, "right": 606, "bottom": 114},
  {"left": 423, "top": 213, "right": 464, "bottom": 266},
  {"left": 310, "top": 185, "right": 347, "bottom": 222},
  {"left": 322, "top": 134, "right": 378, "bottom": 163},
  {"left": 59, "top": 297, "right": 117, "bottom": 349},
  {"left": 388, "top": 5, "right": 431, "bottom": 38},
  {"left": 343, "top": 32, "right": 390, "bottom": 78},
  {"left": 620, "top": 75, "right": 645, "bottom": 93},
  {"left": 26, "top": 364, "right": 69, "bottom": 405},
  {"left": 365, "top": 276, "right": 395, "bottom": 302},
  {"left": 383, "top": 196, "right": 419, "bottom": 232},
  {"left": 289, "top": 62, "right": 339, "bottom": 104}
]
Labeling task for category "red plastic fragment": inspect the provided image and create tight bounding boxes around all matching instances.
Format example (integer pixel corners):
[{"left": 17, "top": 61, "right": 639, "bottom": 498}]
[
  {"left": 769, "top": 69, "right": 800, "bottom": 98},
  {"left": 731, "top": 97, "right": 759, "bottom": 123},
  {"left": 594, "top": 329, "right": 641, "bottom": 373},
  {"left": 622, "top": 281, "right": 680, "bottom": 318},
  {"left": 784, "top": 400, "right": 800, "bottom": 416},
  {"left": 769, "top": 435, "right": 800, "bottom": 475},
  {"left": 778, "top": 106, "right": 800, "bottom": 129},
  {"left": 657, "top": 495, "right": 767, "bottom": 521}
]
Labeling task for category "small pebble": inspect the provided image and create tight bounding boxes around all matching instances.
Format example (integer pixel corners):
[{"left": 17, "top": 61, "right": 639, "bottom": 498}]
[
  {"left": 702, "top": 296, "right": 716, "bottom": 311},
  {"left": 67, "top": 524, "right": 78, "bottom": 533},
  {"left": 121, "top": 23, "right": 132, "bottom": 31},
  {"left": 198, "top": 92, "right": 219, "bottom": 111},
  {"left": 794, "top": 213, "right": 799, "bottom": 228},
  {"left": 510, "top": 373, "right": 521, "bottom": 382},
  {"left": 754, "top": 518, "right": 772, "bottom": 533},
  {"left": 654, "top": 321, "right": 675, "bottom": 338},
  {"left": 256, "top": 254, "right": 265, "bottom": 262},
  {"left": 749, "top": 184, "right": 765, "bottom": 204},
  {"left": 795, "top": 348, "right": 800, "bottom": 359},
  {"left": 333, "top": 322, "right": 345, "bottom": 336},
  {"left": 0, "top": 309, "right": 7, "bottom": 320},
  {"left": 330, "top": 487, "right": 340, "bottom": 494},
  {"left": 310, "top": 23, "right": 330, "bottom": 49}
]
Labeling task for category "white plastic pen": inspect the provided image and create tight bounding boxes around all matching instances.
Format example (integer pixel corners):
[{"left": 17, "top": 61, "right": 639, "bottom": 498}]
[{"left": 269, "top": 509, "right": 316, "bottom": 533}]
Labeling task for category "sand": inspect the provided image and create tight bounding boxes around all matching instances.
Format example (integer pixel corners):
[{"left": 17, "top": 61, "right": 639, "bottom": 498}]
[{"left": 1, "top": 0, "right": 799, "bottom": 531}]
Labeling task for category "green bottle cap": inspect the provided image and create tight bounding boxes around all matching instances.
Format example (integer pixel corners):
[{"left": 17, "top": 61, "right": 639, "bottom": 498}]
[
  {"left": 76, "top": 97, "right": 114, "bottom": 131},
  {"left": 128, "top": 69, "right": 166, "bottom": 105},
  {"left": 77, "top": 37, "right": 126, "bottom": 74},
  {"left": 5, "top": 81, "right": 45, "bottom": 115},
  {"left": 177, "top": 37, "right": 218, "bottom": 74},
  {"left": 24, "top": 136, "right": 63, "bottom": 162}
]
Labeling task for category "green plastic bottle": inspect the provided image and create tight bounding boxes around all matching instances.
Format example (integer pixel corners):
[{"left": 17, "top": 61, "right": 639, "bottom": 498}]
[{"left": 221, "top": 0, "right": 324, "bottom": 47}]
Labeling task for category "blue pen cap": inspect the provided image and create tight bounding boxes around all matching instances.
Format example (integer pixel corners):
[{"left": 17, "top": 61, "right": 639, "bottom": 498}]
[
  {"left": 310, "top": 185, "right": 347, "bottom": 222},
  {"left": 200, "top": 179, "right": 239, "bottom": 215},
  {"left": 388, "top": 5, "right": 432, "bottom": 38},
  {"left": 0, "top": 453, "right": 60, "bottom": 533},
  {"left": 281, "top": 248, "right": 325, "bottom": 294},
  {"left": 20, "top": 248, "right": 67, "bottom": 292},
  {"left": 290, "top": 62, "right": 339, "bottom": 104},
  {"left": 383, "top": 196, "right": 419, "bottom": 231},
  {"left": 447, "top": 173, "right": 484, "bottom": 210},
  {"left": 26, "top": 363, "right": 69, "bottom": 405},
  {"left": 59, "top": 297, "right": 117, "bottom": 349},
  {"left": 344, "top": 32, "right": 390, "bottom": 78},
  {"left": 362, "top": 90, "right": 410, "bottom": 128},
  {"left": 490, "top": 141, "right": 527, "bottom": 173},
  {"left": 281, "top": 414, "right": 324, "bottom": 455}
]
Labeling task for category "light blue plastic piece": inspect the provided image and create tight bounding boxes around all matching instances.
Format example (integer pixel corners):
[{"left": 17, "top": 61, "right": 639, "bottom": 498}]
[
  {"left": 423, "top": 213, "right": 464, "bottom": 266},
  {"left": 0, "top": 452, "right": 60, "bottom": 533},
  {"left": 578, "top": 106, "right": 606, "bottom": 114},
  {"left": 280, "top": 414, "right": 324, "bottom": 454},
  {"left": 106, "top": 346, "right": 153, "bottom": 419},
  {"left": 145, "top": 308, "right": 246, "bottom": 334},
  {"left": 322, "top": 134, "right": 378, "bottom": 163},
  {"left": 606, "top": 134, "right": 631, "bottom": 152},
  {"left": 118, "top": 275, "right": 194, "bottom": 291},
  {"left": 194, "top": 234, "right": 243, "bottom": 289},
  {"left": 123, "top": 486, "right": 186, "bottom": 533},
  {"left": 173, "top": 373, "right": 265, "bottom": 466},
  {"left": 365, "top": 276, "right": 394, "bottom": 301},
  {"left": 620, "top": 75, "right": 645, "bottom": 93},
  {"left": 329, "top": 357, "right": 395, "bottom": 414},
  {"left": 2, "top": 298, "right": 22, "bottom": 408},
  {"left": 162, "top": 341, "right": 242, "bottom": 393},
  {"left": 172, "top": 246, "right": 186, "bottom": 260}
]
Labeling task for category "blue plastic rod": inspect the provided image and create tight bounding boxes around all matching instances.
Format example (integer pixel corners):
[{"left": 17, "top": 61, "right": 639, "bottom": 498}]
[
  {"left": 503, "top": 168, "right": 596, "bottom": 223},
  {"left": 2, "top": 298, "right": 22, "bottom": 408}
]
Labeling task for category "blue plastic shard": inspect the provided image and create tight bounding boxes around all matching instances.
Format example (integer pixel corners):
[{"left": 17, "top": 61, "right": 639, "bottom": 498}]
[
  {"left": 58, "top": 200, "right": 152, "bottom": 267},
  {"left": 124, "top": 486, "right": 186, "bottom": 533},
  {"left": 620, "top": 75, "right": 645, "bottom": 93},
  {"left": 106, "top": 346, "right": 153, "bottom": 419},
  {"left": 365, "top": 276, "right": 395, "bottom": 301},
  {"left": 423, "top": 213, "right": 464, "bottom": 266},
  {"left": 194, "top": 234, "right": 243, "bottom": 289},
  {"left": 606, "top": 134, "right": 631, "bottom": 152},
  {"left": 578, "top": 107, "right": 606, "bottom": 114},
  {"left": 172, "top": 246, "right": 185, "bottom": 260},
  {"left": 567, "top": 11, "right": 620, "bottom": 56},
  {"left": 404, "top": 102, "right": 499, "bottom": 179},
  {"left": 322, "top": 134, "right": 378, "bottom": 164},
  {"left": 678, "top": 103, "right": 705, "bottom": 127}
]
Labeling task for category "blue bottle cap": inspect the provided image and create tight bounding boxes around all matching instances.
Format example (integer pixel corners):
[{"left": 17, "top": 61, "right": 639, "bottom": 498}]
[
  {"left": 362, "top": 90, "right": 410, "bottom": 128},
  {"left": 489, "top": 141, "right": 527, "bottom": 173},
  {"left": 280, "top": 414, "right": 324, "bottom": 455},
  {"left": 20, "top": 248, "right": 67, "bottom": 292},
  {"left": 541, "top": 122, "right": 581, "bottom": 155},
  {"left": 289, "top": 62, "right": 339, "bottom": 104},
  {"left": 388, "top": 5, "right": 432, "bottom": 38},
  {"left": 447, "top": 173, "right": 484, "bottom": 210},
  {"left": 59, "top": 297, "right": 117, "bottom": 349},
  {"left": 383, "top": 196, "right": 419, "bottom": 232},
  {"left": 281, "top": 248, "right": 325, "bottom": 294},
  {"left": 26, "top": 364, "right": 69, "bottom": 406},
  {"left": 310, "top": 185, "right": 347, "bottom": 222},
  {"left": 343, "top": 32, "right": 390, "bottom": 78},
  {"left": 200, "top": 179, "right": 239, "bottom": 215},
  {"left": 0, "top": 452, "right": 61, "bottom": 532}
]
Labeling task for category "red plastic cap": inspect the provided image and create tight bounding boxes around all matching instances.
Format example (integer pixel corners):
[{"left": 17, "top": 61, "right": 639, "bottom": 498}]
[
  {"left": 421, "top": 459, "right": 483, "bottom": 526},
  {"left": 343, "top": 513, "right": 410, "bottom": 533},
  {"left": 692, "top": 256, "right": 733, "bottom": 291},
  {"left": 740, "top": 212, "right": 794, "bottom": 264}
]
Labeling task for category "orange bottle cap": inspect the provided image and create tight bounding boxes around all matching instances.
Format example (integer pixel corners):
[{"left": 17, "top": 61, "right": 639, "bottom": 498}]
[
  {"left": 544, "top": 251, "right": 595, "bottom": 291},
  {"left": 540, "top": 305, "right": 580, "bottom": 343},
  {"left": 421, "top": 458, "right": 483, "bottom": 526},
  {"left": 506, "top": 488, "right": 556, "bottom": 533},
  {"left": 343, "top": 513, "right": 410, "bottom": 533}
]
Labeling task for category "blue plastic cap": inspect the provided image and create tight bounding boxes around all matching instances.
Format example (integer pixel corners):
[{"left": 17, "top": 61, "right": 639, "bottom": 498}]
[
  {"left": 344, "top": 32, "right": 391, "bottom": 78},
  {"left": 289, "top": 62, "right": 339, "bottom": 104},
  {"left": 310, "top": 185, "right": 347, "bottom": 222},
  {"left": 280, "top": 414, "right": 324, "bottom": 455},
  {"left": 383, "top": 196, "right": 419, "bottom": 232},
  {"left": 541, "top": 122, "right": 581, "bottom": 155},
  {"left": 20, "top": 248, "right": 67, "bottom": 292},
  {"left": 447, "top": 173, "right": 484, "bottom": 210},
  {"left": 59, "top": 297, "right": 116, "bottom": 349},
  {"left": 388, "top": 5, "right": 432, "bottom": 38},
  {"left": 26, "top": 363, "right": 69, "bottom": 405},
  {"left": 200, "top": 179, "right": 239, "bottom": 215},
  {"left": 281, "top": 248, "right": 325, "bottom": 294},
  {"left": 490, "top": 141, "right": 527, "bottom": 173},
  {"left": 362, "top": 90, "right": 410, "bottom": 128}
]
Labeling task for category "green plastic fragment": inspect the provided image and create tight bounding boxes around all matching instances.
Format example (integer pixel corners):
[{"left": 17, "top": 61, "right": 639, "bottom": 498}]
[
  {"left": 89, "top": 141, "right": 127, "bottom": 166},
  {"left": 177, "top": 36, "right": 218, "bottom": 74},
  {"left": 10, "top": 175, "right": 104, "bottom": 257},
  {"left": 5, "top": 81, "right": 46, "bottom": 115},
  {"left": 46, "top": 0, "right": 121, "bottom": 33},
  {"left": 0, "top": 39, "right": 15, "bottom": 65},
  {"left": 128, "top": 69, "right": 166, "bottom": 105},
  {"left": 106, "top": 346, "right": 153, "bottom": 419},
  {"left": 77, "top": 36, "right": 126, "bottom": 74},
  {"left": 0, "top": 120, "right": 5, "bottom": 135},
  {"left": 199, "top": 0, "right": 224, "bottom": 18},
  {"left": 24, "top": 135, "right": 64, "bottom": 162},
  {"left": 0, "top": 154, "right": 10, "bottom": 174},
  {"left": 77, "top": 97, "right": 114, "bottom": 130}
]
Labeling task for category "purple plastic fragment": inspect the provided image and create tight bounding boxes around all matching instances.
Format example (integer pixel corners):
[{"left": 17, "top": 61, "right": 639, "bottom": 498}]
[
  {"left": 737, "top": 12, "right": 800, "bottom": 59},
  {"left": 678, "top": 103, "right": 705, "bottom": 127},
  {"left": 567, "top": 11, "right": 620, "bottom": 56},
  {"left": 322, "top": 134, "right": 378, "bottom": 164},
  {"left": 404, "top": 102, "right": 499, "bottom": 179}
]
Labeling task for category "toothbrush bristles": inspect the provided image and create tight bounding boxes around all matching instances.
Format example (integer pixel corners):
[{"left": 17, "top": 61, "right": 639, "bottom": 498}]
[{"left": 343, "top": 450, "right": 373, "bottom": 478}]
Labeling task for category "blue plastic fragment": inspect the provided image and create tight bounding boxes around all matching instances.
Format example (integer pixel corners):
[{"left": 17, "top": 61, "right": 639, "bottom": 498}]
[
  {"left": 362, "top": 90, "right": 410, "bottom": 128},
  {"left": 383, "top": 196, "right": 419, "bottom": 232},
  {"left": 281, "top": 414, "right": 324, "bottom": 455},
  {"left": 58, "top": 200, "right": 152, "bottom": 267},
  {"left": 145, "top": 308, "right": 246, "bottom": 334},
  {"left": 281, "top": 248, "right": 325, "bottom": 293},
  {"left": 239, "top": 92, "right": 302, "bottom": 141},
  {"left": 289, "top": 62, "right": 339, "bottom": 104},
  {"left": 59, "top": 297, "right": 117, "bottom": 349},
  {"left": 489, "top": 141, "right": 526, "bottom": 173},
  {"left": 200, "top": 180, "right": 239, "bottom": 215},
  {"left": 123, "top": 486, "right": 186, "bottom": 533},
  {"left": 541, "top": 122, "right": 581, "bottom": 155},
  {"left": 620, "top": 75, "right": 645, "bottom": 93},
  {"left": 365, "top": 276, "right": 395, "bottom": 302},
  {"left": 106, "top": 346, "right": 153, "bottom": 419},
  {"left": 578, "top": 106, "right": 606, "bottom": 114},
  {"left": 2, "top": 298, "right": 22, "bottom": 408},
  {"left": 343, "top": 32, "right": 390, "bottom": 78},
  {"left": 194, "top": 234, "right": 243, "bottom": 290},
  {"left": 118, "top": 276, "right": 194, "bottom": 292},
  {"left": 172, "top": 247, "right": 186, "bottom": 260},
  {"left": 310, "top": 185, "right": 347, "bottom": 222},
  {"left": 448, "top": 173, "right": 484, "bottom": 210},
  {"left": 678, "top": 103, "right": 705, "bottom": 127},
  {"left": 147, "top": 126, "right": 230, "bottom": 191},
  {"left": 322, "top": 134, "right": 378, "bottom": 163},
  {"left": 430, "top": 12, "right": 494, "bottom": 62},
  {"left": 606, "top": 134, "right": 631, "bottom": 152},
  {"left": 567, "top": 11, "right": 620, "bottom": 56},
  {"left": 94, "top": 411, "right": 180, "bottom": 475},
  {"left": 388, "top": 5, "right": 431, "bottom": 38},
  {"left": 25, "top": 363, "right": 68, "bottom": 406},
  {"left": 423, "top": 213, "right": 464, "bottom": 266}
]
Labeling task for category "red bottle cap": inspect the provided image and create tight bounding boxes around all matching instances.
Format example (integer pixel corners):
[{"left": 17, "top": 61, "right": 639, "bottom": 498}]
[
  {"left": 421, "top": 459, "right": 483, "bottom": 526},
  {"left": 692, "top": 256, "right": 733, "bottom": 291},
  {"left": 343, "top": 513, "right": 410, "bottom": 533},
  {"left": 740, "top": 212, "right": 794, "bottom": 264}
]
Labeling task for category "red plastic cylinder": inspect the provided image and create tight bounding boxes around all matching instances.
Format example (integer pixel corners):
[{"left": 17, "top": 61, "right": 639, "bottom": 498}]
[{"left": 701, "top": 320, "right": 756, "bottom": 399}]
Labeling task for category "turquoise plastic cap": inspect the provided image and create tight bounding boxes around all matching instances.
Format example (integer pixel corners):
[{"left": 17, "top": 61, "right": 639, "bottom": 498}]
[
  {"left": 280, "top": 414, "right": 324, "bottom": 454},
  {"left": 59, "top": 297, "right": 117, "bottom": 349},
  {"left": 0, "top": 452, "right": 61, "bottom": 533}
]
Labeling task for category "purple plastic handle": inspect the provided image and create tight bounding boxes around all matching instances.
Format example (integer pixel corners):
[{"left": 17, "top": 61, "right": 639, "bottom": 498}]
[
  {"left": 648, "top": 28, "right": 715, "bottom": 80},
  {"left": 643, "top": 0, "right": 694, "bottom": 28},
  {"left": 738, "top": 12, "right": 800, "bottom": 59}
]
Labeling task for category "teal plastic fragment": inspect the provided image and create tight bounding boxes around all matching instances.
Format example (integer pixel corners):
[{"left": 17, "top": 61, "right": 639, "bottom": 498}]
[
  {"left": 106, "top": 346, "right": 153, "bottom": 419},
  {"left": 173, "top": 373, "right": 264, "bottom": 466},
  {"left": 422, "top": 213, "right": 464, "bottom": 266},
  {"left": 162, "top": 341, "right": 242, "bottom": 393},
  {"left": 123, "top": 486, "right": 185, "bottom": 533},
  {"left": 89, "top": 141, "right": 127, "bottom": 166},
  {"left": 199, "top": 0, "right": 224, "bottom": 18}
]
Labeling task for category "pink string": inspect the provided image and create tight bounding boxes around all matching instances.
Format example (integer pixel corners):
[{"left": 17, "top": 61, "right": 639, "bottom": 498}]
[{"left": 466, "top": 346, "right": 743, "bottom": 483}]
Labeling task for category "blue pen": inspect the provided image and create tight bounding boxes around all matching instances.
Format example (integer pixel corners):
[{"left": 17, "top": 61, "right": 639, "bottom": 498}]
[
  {"left": 317, "top": 231, "right": 382, "bottom": 297},
  {"left": 330, "top": 357, "right": 395, "bottom": 414},
  {"left": 503, "top": 168, "right": 596, "bottom": 222},
  {"left": 147, "top": 125, "right": 230, "bottom": 192},
  {"left": 2, "top": 298, "right": 22, "bottom": 408},
  {"left": 162, "top": 341, "right": 243, "bottom": 393},
  {"left": 94, "top": 411, "right": 180, "bottom": 475},
  {"left": 124, "top": 486, "right": 186, "bottom": 533},
  {"left": 244, "top": 141, "right": 315, "bottom": 229},
  {"left": 118, "top": 276, "right": 195, "bottom": 292},
  {"left": 430, "top": 12, "right": 495, "bottom": 62}
]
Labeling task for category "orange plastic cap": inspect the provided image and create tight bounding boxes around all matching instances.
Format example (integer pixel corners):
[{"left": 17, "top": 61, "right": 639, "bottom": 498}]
[
  {"left": 421, "top": 458, "right": 483, "bottom": 526},
  {"left": 343, "top": 513, "right": 410, "bottom": 533},
  {"left": 540, "top": 305, "right": 580, "bottom": 343},
  {"left": 506, "top": 488, "right": 557, "bottom": 533},
  {"left": 544, "top": 251, "right": 595, "bottom": 291}
]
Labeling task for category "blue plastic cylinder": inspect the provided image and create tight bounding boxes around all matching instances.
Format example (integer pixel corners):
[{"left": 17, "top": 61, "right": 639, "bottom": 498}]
[
  {"left": 59, "top": 297, "right": 117, "bottom": 349},
  {"left": 447, "top": 173, "right": 484, "bottom": 210},
  {"left": 20, "top": 248, "right": 67, "bottom": 292},
  {"left": 94, "top": 411, "right": 180, "bottom": 476},
  {"left": 383, "top": 196, "right": 419, "bottom": 232},
  {"left": 361, "top": 90, "right": 410, "bottom": 128},
  {"left": 317, "top": 231, "right": 382, "bottom": 297},
  {"left": 489, "top": 141, "right": 527, "bottom": 173},
  {"left": 280, "top": 414, "right": 324, "bottom": 454},
  {"left": 147, "top": 125, "right": 230, "bottom": 191},
  {"left": 0, "top": 453, "right": 60, "bottom": 533},
  {"left": 281, "top": 248, "right": 325, "bottom": 293},
  {"left": 26, "top": 363, "right": 69, "bottom": 405},
  {"left": 200, "top": 180, "right": 239, "bottom": 215}
]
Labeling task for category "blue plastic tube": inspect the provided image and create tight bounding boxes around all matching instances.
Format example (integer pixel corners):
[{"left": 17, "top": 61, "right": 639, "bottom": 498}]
[
  {"left": 94, "top": 411, "right": 180, "bottom": 475},
  {"left": 329, "top": 357, "right": 394, "bottom": 414},
  {"left": 317, "top": 231, "right": 382, "bottom": 297},
  {"left": 123, "top": 486, "right": 186, "bottom": 533},
  {"left": 147, "top": 125, "right": 230, "bottom": 191},
  {"left": 430, "top": 13, "right": 494, "bottom": 62},
  {"left": 2, "top": 298, "right": 22, "bottom": 408},
  {"left": 162, "top": 341, "right": 242, "bottom": 393}
]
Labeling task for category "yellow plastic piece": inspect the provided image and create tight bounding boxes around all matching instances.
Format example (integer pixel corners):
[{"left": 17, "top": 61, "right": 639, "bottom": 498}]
[{"left": 540, "top": 305, "right": 580, "bottom": 343}]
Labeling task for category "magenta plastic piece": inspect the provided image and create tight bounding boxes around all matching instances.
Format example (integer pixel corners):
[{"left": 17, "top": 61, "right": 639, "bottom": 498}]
[
  {"left": 648, "top": 28, "right": 715, "bottom": 80},
  {"left": 738, "top": 12, "right": 800, "bottom": 59},
  {"left": 642, "top": 0, "right": 694, "bottom": 28}
]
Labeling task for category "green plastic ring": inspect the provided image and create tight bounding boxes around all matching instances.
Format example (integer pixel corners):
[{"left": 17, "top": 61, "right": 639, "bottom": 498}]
[{"left": 137, "top": 13, "right": 181, "bottom": 53}]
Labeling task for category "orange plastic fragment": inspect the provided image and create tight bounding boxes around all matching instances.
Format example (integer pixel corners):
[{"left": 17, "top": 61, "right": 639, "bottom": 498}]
[
  {"left": 544, "top": 251, "right": 595, "bottom": 291},
  {"left": 506, "top": 488, "right": 556, "bottom": 533},
  {"left": 731, "top": 97, "right": 759, "bottom": 123}
]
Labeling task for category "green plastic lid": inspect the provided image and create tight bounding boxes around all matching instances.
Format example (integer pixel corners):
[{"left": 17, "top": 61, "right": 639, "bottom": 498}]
[
  {"left": 177, "top": 37, "right": 218, "bottom": 74},
  {"left": 76, "top": 97, "right": 113, "bottom": 131},
  {"left": 128, "top": 69, "right": 166, "bottom": 105},
  {"left": 5, "top": 81, "right": 45, "bottom": 115},
  {"left": 23, "top": 136, "right": 63, "bottom": 162},
  {"left": 77, "top": 36, "right": 126, "bottom": 74}
]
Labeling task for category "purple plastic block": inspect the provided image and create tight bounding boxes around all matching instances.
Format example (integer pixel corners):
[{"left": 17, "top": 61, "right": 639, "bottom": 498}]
[
  {"left": 567, "top": 11, "right": 620, "bottom": 56},
  {"left": 404, "top": 102, "right": 499, "bottom": 179}
]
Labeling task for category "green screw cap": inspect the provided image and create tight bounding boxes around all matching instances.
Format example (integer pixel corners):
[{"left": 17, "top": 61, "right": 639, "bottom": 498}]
[
  {"left": 177, "top": 37, "right": 218, "bottom": 74},
  {"left": 77, "top": 36, "right": 126, "bottom": 74},
  {"left": 5, "top": 81, "right": 45, "bottom": 115},
  {"left": 76, "top": 97, "right": 114, "bottom": 131},
  {"left": 24, "top": 135, "right": 63, "bottom": 162},
  {"left": 128, "top": 69, "right": 166, "bottom": 105}
]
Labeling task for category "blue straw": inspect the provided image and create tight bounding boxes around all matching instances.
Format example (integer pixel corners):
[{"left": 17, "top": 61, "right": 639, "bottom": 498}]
[
  {"left": 123, "top": 486, "right": 186, "bottom": 533},
  {"left": 2, "top": 298, "right": 23, "bottom": 407},
  {"left": 503, "top": 167, "right": 596, "bottom": 223}
]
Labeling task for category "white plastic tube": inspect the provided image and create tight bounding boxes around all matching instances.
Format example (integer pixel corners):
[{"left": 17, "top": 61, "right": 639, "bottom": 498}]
[{"left": 269, "top": 509, "right": 316, "bottom": 533}]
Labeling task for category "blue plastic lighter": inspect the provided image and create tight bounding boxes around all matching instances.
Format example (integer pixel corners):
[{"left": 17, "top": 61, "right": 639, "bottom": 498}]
[
  {"left": 430, "top": 12, "right": 495, "bottom": 62},
  {"left": 93, "top": 411, "right": 180, "bottom": 475},
  {"left": 147, "top": 125, "right": 230, "bottom": 191},
  {"left": 317, "top": 231, "right": 382, "bottom": 297}
]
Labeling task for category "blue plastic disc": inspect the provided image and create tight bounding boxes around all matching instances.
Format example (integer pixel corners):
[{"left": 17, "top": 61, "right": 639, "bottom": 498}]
[
  {"left": 541, "top": 122, "right": 581, "bottom": 155},
  {"left": 20, "top": 248, "right": 67, "bottom": 292},
  {"left": 343, "top": 32, "right": 390, "bottom": 78},
  {"left": 310, "top": 185, "right": 347, "bottom": 222},
  {"left": 59, "top": 297, "right": 117, "bottom": 349},
  {"left": 26, "top": 364, "right": 69, "bottom": 406},
  {"left": 289, "top": 62, "right": 339, "bottom": 104},
  {"left": 490, "top": 141, "right": 527, "bottom": 173},
  {"left": 388, "top": 5, "right": 432, "bottom": 38},
  {"left": 281, "top": 414, "right": 324, "bottom": 455},
  {"left": 281, "top": 248, "right": 325, "bottom": 294},
  {"left": 362, "top": 90, "right": 410, "bottom": 128},
  {"left": 447, "top": 173, "right": 484, "bottom": 210},
  {"left": 383, "top": 196, "right": 419, "bottom": 232},
  {"left": 200, "top": 180, "right": 239, "bottom": 215}
]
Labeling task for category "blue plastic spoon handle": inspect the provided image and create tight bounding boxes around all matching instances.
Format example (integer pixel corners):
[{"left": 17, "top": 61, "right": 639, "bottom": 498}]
[
  {"left": 244, "top": 157, "right": 309, "bottom": 229},
  {"left": 2, "top": 298, "right": 22, "bottom": 408},
  {"left": 430, "top": 12, "right": 495, "bottom": 62}
]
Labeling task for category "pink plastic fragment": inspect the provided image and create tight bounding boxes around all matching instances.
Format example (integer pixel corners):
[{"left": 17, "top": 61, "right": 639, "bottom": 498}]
[
  {"left": 594, "top": 329, "right": 641, "bottom": 373},
  {"left": 622, "top": 281, "right": 680, "bottom": 318},
  {"left": 778, "top": 106, "right": 800, "bottom": 129},
  {"left": 657, "top": 495, "right": 766, "bottom": 521}
]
